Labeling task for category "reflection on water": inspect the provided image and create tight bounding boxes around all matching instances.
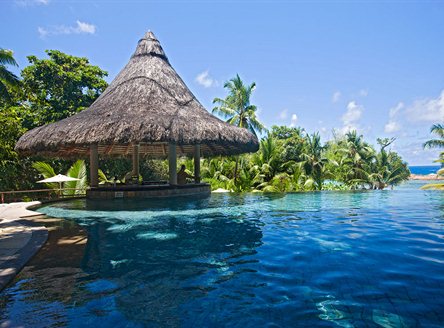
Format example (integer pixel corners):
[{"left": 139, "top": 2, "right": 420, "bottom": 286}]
[{"left": 1, "top": 182, "right": 444, "bottom": 327}]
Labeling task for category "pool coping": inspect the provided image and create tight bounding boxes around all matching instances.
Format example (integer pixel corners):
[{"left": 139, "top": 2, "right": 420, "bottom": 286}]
[{"left": 0, "top": 202, "right": 48, "bottom": 291}]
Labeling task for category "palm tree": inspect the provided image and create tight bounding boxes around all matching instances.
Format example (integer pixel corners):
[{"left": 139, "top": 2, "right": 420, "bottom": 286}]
[
  {"left": 300, "top": 132, "right": 328, "bottom": 190},
  {"left": 213, "top": 74, "right": 265, "bottom": 136},
  {"left": 213, "top": 74, "right": 265, "bottom": 182},
  {"left": 339, "top": 131, "right": 375, "bottom": 188},
  {"left": 421, "top": 124, "right": 444, "bottom": 190},
  {"left": 423, "top": 124, "right": 444, "bottom": 152},
  {"left": 251, "top": 135, "right": 280, "bottom": 183},
  {"left": 0, "top": 48, "right": 20, "bottom": 101}
]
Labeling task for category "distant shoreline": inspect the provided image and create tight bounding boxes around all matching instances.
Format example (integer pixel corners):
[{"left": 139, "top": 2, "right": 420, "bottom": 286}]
[{"left": 409, "top": 174, "right": 443, "bottom": 180}]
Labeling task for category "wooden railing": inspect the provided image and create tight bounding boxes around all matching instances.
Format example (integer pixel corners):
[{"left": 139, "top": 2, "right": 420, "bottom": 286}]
[{"left": 0, "top": 188, "right": 86, "bottom": 204}]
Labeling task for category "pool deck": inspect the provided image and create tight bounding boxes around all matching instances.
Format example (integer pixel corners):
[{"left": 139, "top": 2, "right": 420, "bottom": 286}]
[{"left": 0, "top": 202, "right": 48, "bottom": 291}]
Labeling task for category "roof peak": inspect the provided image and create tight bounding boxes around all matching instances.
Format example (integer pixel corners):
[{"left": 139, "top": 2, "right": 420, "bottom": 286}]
[
  {"left": 132, "top": 30, "right": 168, "bottom": 61},
  {"left": 143, "top": 30, "right": 157, "bottom": 40}
]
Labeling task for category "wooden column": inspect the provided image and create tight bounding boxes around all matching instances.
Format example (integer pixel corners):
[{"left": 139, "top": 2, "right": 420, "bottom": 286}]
[
  {"left": 90, "top": 144, "right": 99, "bottom": 188},
  {"left": 132, "top": 143, "right": 140, "bottom": 180},
  {"left": 194, "top": 144, "right": 201, "bottom": 183},
  {"left": 168, "top": 143, "right": 177, "bottom": 185}
]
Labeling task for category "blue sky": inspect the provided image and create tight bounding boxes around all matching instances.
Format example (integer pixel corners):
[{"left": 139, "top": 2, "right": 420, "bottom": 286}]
[{"left": 2, "top": 0, "right": 444, "bottom": 165}]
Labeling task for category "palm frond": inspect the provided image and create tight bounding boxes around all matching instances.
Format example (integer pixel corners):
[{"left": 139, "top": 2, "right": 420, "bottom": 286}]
[
  {"left": 0, "top": 49, "right": 18, "bottom": 67},
  {"left": 420, "top": 183, "right": 444, "bottom": 190},
  {"left": 423, "top": 139, "right": 444, "bottom": 149},
  {"left": 64, "top": 160, "right": 87, "bottom": 195},
  {"left": 32, "top": 161, "right": 58, "bottom": 189}
]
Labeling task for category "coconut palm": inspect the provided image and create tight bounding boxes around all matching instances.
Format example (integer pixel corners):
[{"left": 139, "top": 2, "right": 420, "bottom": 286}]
[
  {"left": 0, "top": 48, "right": 20, "bottom": 101},
  {"left": 423, "top": 124, "right": 444, "bottom": 152},
  {"left": 213, "top": 74, "right": 266, "bottom": 182},
  {"left": 339, "top": 131, "right": 375, "bottom": 188},
  {"left": 300, "top": 132, "right": 328, "bottom": 190},
  {"left": 421, "top": 124, "right": 444, "bottom": 190},
  {"left": 213, "top": 74, "right": 265, "bottom": 136},
  {"left": 251, "top": 135, "right": 280, "bottom": 183}
]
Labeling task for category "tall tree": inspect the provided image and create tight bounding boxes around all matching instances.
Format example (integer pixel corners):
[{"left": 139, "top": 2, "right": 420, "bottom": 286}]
[
  {"left": 422, "top": 123, "right": 444, "bottom": 190},
  {"left": 21, "top": 50, "right": 108, "bottom": 129},
  {"left": 0, "top": 48, "right": 20, "bottom": 102},
  {"left": 213, "top": 74, "right": 265, "bottom": 182},
  {"left": 212, "top": 74, "right": 265, "bottom": 136},
  {"left": 340, "top": 131, "right": 375, "bottom": 187},
  {"left": 300, "top": 132, "right": 328, "bottom": 190}
]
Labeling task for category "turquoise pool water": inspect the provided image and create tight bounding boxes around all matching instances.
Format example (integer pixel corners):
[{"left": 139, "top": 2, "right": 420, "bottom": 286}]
[{"left": 1, "top": 182, "right": 443, "bottom": 327}]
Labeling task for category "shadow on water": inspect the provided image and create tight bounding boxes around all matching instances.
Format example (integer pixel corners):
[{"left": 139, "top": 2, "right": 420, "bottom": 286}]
[
  {"left": 77, "top": 205, "right": 264, "bottom": 325},
  {"left": 1, "top": 194, "right": 266, "bottom": 327},
  {"left": 48, "top": 192, "right": 288, "bottom": 212}
]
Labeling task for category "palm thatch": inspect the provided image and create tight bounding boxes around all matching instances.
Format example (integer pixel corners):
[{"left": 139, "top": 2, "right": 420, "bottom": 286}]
[{"left": 15, "top": 31, "right": 259, "bottom": 158}]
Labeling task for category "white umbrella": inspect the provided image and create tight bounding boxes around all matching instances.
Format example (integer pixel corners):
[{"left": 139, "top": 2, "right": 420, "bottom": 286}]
[{"left": 37, "top": 174, "right": 80, "bottom": 196}]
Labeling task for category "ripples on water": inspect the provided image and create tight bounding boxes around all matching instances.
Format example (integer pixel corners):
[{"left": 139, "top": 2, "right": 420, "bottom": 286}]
[{"left": 1, "top": 182, "right": 443, "bottom": 327}]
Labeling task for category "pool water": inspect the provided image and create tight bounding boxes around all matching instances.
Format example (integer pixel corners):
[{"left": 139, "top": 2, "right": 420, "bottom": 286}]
[{"left": 1, "top": 182, "right": 443, "bottom": 327}]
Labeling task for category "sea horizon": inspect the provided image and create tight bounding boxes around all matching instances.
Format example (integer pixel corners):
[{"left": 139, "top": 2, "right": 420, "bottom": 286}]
[{"left": 409, "top": 165, "right": 441, "bottom": 175}]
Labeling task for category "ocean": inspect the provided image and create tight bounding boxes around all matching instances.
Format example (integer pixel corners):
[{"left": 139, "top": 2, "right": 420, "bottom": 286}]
[{"left": 409, "top": 165, "right": 441, "bottom": 175}]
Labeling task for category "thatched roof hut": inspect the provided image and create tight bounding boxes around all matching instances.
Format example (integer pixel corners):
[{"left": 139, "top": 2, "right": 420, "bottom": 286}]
[{"left": 15, "top": 31, "right": 259, "bottom": 158}]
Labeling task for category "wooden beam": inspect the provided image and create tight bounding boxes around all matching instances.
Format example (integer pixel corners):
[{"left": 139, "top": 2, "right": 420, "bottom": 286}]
[
  {"left": 90, "top": 144, "right": 99, "bottom": 188},
  {"left": 194, "top": 144, "right": 201, "bottom": 183},
  {"left": 132, "top": 143, "right": 140, "bottom": 180},
  {"left": 168, "top": 143, "right": 177, "bottom": 185}
]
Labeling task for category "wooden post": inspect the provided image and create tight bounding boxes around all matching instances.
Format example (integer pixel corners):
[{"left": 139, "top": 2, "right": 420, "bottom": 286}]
[
  {"left": 90, "top": 144, "right": 99, "bottom": 188},
  {"left": 132, "top": 143, "right": 140, "bottom": 182},
  {"left": 194, "top": 144, "right": 201, "bottom": 183},
  {"left": 168, "top": 143, "right": 177, "bottom": 185}
]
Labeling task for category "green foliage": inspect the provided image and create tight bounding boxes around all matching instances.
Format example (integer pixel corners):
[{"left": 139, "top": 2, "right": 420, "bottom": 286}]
[
  {"left": 0, "top": 48, "right": 20, "bottom": 102},
  {"left": 33, "top": 160, "right": 87, "bottom": 195},
  {"left": 212, "top": 74, "right": 266, "bottom": 184},
  {"left": 32, "top": 161, "right": 57, "bottom": 189},
  {"left": 64, "top": 160, "right": 87, "bottom": 195},
  {"left": 0, "top": 107, "right": 24, "bottom": 161},
  {"left": 0, "top": 49, "right": 109, "bottom": 192},
  {"left": 212, "top": 74, "right": 265, "bottom": 137},
  {"left": 420, "top": 123, "right": 444, "bottom": 190},
  {"left": 21, "top": 50, "right": 108, "bottom": 128},
  {"left": 423, "top": 124, "right": 444, "bottom": 152},
  {"left": 200, "top": 128, "right": 410, "bottom": 192}
]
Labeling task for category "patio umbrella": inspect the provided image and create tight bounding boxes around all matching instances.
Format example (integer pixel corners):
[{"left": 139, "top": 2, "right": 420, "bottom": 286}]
[{"left": 37, "top": 174, "right": 80, "bottom": 196}]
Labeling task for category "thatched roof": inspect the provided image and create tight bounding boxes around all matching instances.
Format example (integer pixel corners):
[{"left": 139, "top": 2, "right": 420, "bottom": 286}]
[{"left": 15, "top": 31, "right": 259, "bottom": 158}]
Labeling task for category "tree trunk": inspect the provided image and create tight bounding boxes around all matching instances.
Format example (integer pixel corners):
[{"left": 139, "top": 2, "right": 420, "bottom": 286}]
[{"left": 234, "top": 156, "right": 239, "bottom": 184}]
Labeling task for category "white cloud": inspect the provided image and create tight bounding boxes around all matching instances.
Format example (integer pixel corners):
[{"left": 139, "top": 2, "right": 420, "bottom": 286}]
[
  {"left": 406, "top": 90, "right": 444, "bottom": 122},
  {"left": 384, "top": 102, "right": 404, "bottom": 133},
  {"left": 278, "top": 108, "right": 288, "bottom": 120},
  {"left": 332, "top": 91, "right": 341, "bottom": 103},
  {"left": 76, "top": 21, "right": 96, "bottom": 34},
  {"left": 38, "top": 20, "right": 96, "bottom": 38},
  {"left": 195, "top": 70, "right": 218, "bottom": 88},
  {"left": 359, "top": 89, "right": 368, "bottom": 97},
  {"left": 341, "top": 101, "right": 363, "bottom": 133},
  {"left": 389, "top": 102, "right": 404, "bottom": 118},
  {"left": 15, "top": 0, "right": 49, "bottom": 6},
  {"left": 290, "top": 114, "right": 298, "bottom": 127},
  {"left": 37, "top": 27, "right": 48, "bottom": 38},
  {"left": 384, "top": 121, "right": 401, "bottom": 133}
]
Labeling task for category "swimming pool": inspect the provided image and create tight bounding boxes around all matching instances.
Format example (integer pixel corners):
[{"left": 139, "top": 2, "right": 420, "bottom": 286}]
[{"left": 1, "top": 182, "right": 443, "bottom": 327}]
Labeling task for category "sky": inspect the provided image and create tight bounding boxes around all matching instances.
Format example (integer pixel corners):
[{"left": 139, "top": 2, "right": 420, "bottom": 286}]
[{"left": 1, "top": 0, "right": 444, "bottom": 165}]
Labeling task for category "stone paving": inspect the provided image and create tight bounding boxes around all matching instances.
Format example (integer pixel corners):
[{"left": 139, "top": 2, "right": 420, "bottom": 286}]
[{"left": 0, "top": 202, "right": 48, "bottom": 290}]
